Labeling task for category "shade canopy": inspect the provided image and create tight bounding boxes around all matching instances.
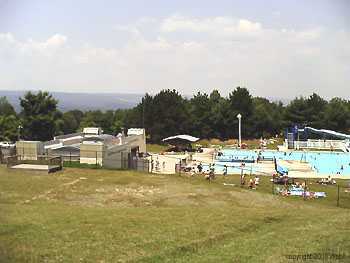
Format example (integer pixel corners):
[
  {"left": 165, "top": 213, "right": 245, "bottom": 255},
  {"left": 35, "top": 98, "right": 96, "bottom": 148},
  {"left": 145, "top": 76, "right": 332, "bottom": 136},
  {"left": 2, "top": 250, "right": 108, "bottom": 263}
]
[{"left": 162, "top": 135, "right": 199, "bottom": 146}]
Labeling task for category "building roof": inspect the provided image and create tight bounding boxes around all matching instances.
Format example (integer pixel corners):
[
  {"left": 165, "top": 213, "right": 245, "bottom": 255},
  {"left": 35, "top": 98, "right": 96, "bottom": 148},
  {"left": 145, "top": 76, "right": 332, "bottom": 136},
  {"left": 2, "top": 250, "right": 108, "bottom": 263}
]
[
  {"left": 51, "top": 144, "right": 81, "bottom": 152},
  {"left": 54, "top": 132, "right": 84, "bottom": 140},
  {"left": 83, "top": 134, "right": 116, "bottom": 142},
  {"left": 83, "top": 127, "right": 102, "bottom": 135},
  {"left": 128, "top": 128, "right": 145, "bottom": 136}
]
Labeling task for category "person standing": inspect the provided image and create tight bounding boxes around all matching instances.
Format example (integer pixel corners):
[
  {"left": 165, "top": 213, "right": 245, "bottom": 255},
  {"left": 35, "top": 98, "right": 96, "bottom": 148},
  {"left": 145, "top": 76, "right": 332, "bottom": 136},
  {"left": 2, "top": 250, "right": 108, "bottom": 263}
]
[
  {"left": 222, "top": 165, "right": 228, "bottom": 179},
  {"left": 155, "top": 157, "right": 160, "bottom": 171},
  {"left": 254, "top": 175, "right": 259, "bottom": 190},
  {"left": 188, "top": 168, "right": 195, "bottom": 179},
  {"left": 241, "top": 174, "right": 246, "bottom": 187},
  {"left": 197, "top": 162, "right": 203, "bottom": 173}
]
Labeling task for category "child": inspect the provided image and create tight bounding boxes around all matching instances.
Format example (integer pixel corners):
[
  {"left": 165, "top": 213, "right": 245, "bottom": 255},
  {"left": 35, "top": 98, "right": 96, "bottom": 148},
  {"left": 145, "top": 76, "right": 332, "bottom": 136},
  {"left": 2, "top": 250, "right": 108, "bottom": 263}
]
[
  {"left": 205, "top": 171, "right": 210, "bottom": 182},
  {"left": 254, "top": 175, "right": 259, "bottom": 190},
  {"left": 209, "top": 168, "right": 215, "bottom": 180},
  {"left": 222, "top": 165, "right": 228, "bottom": 179},
  {"left": 188, "top": 168, "right": 195, "bottom": 179},
  {"left": 155, "top": 158, "right": 160, "bottom": 170},
  {"left": 241, "top": 174, "right": 246, "bottom": 187},
  {"left": 248, "top": 179, "right": 254, "bottom": 189},
  {"left": 197, "top": 162, "right": 203, "bottom": 173}
]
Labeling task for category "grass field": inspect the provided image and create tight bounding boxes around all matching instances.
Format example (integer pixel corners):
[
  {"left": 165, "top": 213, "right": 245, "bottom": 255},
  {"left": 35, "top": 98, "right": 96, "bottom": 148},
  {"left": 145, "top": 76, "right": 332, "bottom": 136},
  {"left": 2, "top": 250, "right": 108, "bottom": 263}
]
[{"left": 0, "top": 164, "right": 349, "bottom": 262}]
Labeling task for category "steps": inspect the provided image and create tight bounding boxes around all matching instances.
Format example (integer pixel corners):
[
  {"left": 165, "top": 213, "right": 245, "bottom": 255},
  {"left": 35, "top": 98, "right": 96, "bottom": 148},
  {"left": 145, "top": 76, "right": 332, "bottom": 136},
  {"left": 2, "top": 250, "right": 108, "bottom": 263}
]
[{"left": 287, "top": 133, "right": 294, "bottom": 149}]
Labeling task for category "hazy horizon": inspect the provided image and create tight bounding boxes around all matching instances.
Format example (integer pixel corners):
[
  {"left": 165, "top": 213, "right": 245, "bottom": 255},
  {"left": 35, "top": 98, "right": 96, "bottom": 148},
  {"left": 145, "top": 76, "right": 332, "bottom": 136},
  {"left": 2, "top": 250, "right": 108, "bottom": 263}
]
[{"left": 1, "top": 0, "right": 349, "bottom": 100}]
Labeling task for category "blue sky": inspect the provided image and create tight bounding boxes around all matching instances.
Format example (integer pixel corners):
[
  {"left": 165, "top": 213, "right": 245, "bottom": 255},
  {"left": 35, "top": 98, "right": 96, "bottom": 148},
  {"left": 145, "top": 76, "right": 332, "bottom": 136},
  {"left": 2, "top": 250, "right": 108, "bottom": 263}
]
[{"left": 0, "top": 0, "right": 349, "bottom": 99}]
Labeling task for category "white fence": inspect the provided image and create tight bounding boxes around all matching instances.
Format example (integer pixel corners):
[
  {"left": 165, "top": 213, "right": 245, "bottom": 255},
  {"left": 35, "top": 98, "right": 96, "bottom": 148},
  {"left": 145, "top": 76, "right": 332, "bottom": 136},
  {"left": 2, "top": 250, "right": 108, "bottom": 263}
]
[{"left": 286, "top": 139, "right": 346, "bottom": 150}]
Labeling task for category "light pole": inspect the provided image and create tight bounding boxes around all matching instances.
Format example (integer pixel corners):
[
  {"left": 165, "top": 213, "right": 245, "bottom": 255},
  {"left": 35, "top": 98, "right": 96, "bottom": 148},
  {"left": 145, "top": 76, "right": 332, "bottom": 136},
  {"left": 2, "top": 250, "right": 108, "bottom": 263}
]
[
  {"left": 18, "top": 125, "right": 23, "bottom": 141},
  {"left": 237, "top": 114, "right": 242, "bottom": 147}
]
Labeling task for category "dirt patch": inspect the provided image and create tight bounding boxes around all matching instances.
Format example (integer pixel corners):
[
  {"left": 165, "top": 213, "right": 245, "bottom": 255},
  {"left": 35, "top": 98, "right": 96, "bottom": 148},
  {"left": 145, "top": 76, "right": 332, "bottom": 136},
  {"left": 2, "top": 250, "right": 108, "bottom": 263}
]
[{"left": 17, "top": 178, "right": 82, "bottom": 204}]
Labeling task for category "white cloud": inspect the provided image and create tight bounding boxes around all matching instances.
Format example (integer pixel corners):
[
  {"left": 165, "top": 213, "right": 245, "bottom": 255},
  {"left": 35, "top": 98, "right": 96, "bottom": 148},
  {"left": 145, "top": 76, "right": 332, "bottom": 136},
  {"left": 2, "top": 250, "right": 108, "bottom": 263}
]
[
  {"left": 0, "top": 15, "right": 349, "bottom": 99},
  {"left": 72, "top": 44, "right": 119, "bottom": 64},
  {"left": 159, "top": 14, "right": 263, "bottom": 38},
  {"left": 114, "top": 24, "right": 140, "bottom": 38},
  {"left": 273, "top": 11, "right": 282, "bottom": 18},
  {"left": 137, "top": 16, "right": 156, "bottom": 25},
  {"left": 125, "top": 36, "right": 172, "bottom": 53},
  {"left": 0, "top": 32, "right": 67, "bottom": 56}
]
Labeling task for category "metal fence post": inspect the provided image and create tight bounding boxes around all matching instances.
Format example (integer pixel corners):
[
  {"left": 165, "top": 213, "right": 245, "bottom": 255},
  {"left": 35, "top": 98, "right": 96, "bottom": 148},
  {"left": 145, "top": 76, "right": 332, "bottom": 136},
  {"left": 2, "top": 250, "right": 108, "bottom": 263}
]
[
  {"left": 69, "top": 149, "right": 72, "bottom": 167},
  {"left": 272, "top": 177, "right": 274, "bottom": 194},
  {"left": 95, "top": 151, "right": 98, "bottom": 167},
  {"left": 179, "top": 159, "right": 182, "bottom": 176},
  {"left": 337, "top": 185, "right": 340, "bottom": 207}
]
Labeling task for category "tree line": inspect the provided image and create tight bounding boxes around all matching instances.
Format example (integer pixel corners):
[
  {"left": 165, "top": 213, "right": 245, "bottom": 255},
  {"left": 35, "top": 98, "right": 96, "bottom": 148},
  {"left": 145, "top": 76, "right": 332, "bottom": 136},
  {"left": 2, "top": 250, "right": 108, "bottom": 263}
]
[{"left": 1, "top": 88, "right": 349, "bottom": 143}]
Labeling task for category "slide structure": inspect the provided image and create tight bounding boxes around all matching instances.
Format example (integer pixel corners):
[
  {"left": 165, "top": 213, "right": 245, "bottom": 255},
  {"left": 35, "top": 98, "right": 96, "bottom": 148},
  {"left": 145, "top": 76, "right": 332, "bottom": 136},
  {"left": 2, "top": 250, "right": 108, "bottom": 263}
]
[
  {"left": 305, "top": 127, "right": 350, "bottom": 153},
  {"left": 341, "top": 139, "right": 350, "bottom": 153}
]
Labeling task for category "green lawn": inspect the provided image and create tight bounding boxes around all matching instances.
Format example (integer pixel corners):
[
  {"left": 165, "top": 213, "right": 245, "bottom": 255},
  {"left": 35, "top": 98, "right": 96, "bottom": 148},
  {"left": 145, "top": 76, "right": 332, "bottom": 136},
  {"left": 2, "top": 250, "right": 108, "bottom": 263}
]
[{"left": 0, "top": 164, "right": 349, "bottom": 262}]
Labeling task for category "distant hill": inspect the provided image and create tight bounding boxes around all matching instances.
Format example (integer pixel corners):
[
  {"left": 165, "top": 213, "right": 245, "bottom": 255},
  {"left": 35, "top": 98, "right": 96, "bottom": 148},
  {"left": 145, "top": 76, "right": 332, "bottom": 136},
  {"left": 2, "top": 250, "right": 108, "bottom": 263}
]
[
  {"left": 0, "top": 90, "right": 144, "bottom": 112},
  {"left": 0, "top": 90, "right": 292, "bottom": 112},
  {"left": 268, "top": 97, "right": 292, "bottom": 106}
]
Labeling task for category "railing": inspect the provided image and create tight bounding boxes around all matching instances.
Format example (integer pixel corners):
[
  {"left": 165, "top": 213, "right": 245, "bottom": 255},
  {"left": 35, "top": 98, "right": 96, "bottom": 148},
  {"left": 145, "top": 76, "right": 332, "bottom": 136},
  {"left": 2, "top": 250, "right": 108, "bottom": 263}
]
[
  {"left": 6, "top": 155, "right": 20, "bottom": 168},
  {"left": 294, "top": 139, "right": 345, "bottom": 150},
  {"left": 48, "top": 156, "right": 62, "bottom": 170}
]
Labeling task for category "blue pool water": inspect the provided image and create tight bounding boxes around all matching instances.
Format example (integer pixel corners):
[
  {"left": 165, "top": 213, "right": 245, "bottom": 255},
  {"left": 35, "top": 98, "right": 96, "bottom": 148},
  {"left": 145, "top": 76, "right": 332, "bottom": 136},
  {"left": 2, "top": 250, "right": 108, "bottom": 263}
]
[
  {"left": 202, "top": 164, "right": 260, "bottom": 173},
  {"left": 217, "top": 150, "right": 350, "bottom": 175}
]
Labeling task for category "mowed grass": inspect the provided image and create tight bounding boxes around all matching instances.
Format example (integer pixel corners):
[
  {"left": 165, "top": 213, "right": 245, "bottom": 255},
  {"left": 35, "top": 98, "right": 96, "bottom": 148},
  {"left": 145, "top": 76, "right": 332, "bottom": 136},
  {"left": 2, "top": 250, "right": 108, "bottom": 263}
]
[{"left": 0, "top": 165, "right": 349, "bottom": 263}]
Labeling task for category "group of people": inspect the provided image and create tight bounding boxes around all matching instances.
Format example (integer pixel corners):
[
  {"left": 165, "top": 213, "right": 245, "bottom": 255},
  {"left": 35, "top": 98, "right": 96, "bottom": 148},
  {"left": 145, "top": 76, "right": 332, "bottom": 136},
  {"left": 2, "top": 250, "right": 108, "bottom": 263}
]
[
  {"left": 241, "top": 174, "right": 259, "bottom": 190},
  {"left": 188, "top": 162, "right": 229, "bottom": 181},
  {"left": 188, "top": 162, "right": 260, "bottom": 189},
  {"left": 318, "top": 175, "right": 336, "bottom": 185},
  {"left": 258, "top": 137, "right": 267, "bottom": 149},
  {"left": 151, "top": 157, "right": 165, "bottom": 171},
  {"left": 273, "top": 172, "right": 290, "bottom": 185},
  {"left": 294, "top": 181, "right": 309, "bottom": 190},
  {"left": 214, "top": 148, "right": 223, "bottom": 157}
]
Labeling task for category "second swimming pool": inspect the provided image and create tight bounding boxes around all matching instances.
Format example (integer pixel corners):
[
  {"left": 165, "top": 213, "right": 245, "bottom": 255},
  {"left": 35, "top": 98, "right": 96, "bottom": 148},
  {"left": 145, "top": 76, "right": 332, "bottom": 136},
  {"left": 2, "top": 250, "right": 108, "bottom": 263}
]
[{"left": 216, "top": 149, "right": 350, "bottom": 175}]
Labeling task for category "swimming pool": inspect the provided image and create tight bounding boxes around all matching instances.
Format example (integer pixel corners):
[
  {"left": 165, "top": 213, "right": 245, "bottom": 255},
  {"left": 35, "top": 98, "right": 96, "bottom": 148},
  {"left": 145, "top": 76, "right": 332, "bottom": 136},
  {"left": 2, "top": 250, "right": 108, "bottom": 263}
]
[{"left": 217, "top": 150, "right": 350, "bottom": 175}]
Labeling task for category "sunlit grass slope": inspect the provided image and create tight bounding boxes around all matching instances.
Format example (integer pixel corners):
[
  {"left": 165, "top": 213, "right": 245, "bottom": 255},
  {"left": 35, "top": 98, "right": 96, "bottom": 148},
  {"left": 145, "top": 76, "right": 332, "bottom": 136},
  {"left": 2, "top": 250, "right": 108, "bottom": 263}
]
[{"left": 0, "top": 165, "right": 349, "bottom": 262}]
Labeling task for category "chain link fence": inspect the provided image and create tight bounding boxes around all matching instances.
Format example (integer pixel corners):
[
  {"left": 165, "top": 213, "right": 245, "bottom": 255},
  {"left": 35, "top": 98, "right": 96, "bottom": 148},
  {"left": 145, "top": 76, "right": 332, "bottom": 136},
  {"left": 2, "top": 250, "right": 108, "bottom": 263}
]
[
  {"left": 0, "top": 147, "right": 149, "bottom": 173},
  {"left": 271, "top": 177, "right": 350, "bottom": 209}
]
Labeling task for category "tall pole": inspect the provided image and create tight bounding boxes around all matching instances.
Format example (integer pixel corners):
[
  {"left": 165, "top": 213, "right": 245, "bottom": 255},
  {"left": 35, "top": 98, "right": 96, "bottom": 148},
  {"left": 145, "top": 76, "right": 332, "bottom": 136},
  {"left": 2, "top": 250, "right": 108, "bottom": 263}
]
[
  {"left": 17, "top": 125, "right": 23, "bottom": 141},
  {"left": 237, "top": 114, "right": 242, "bottom": 147},
  {"left": 142, "top": 97, "right": 145, "bottom": 129}
]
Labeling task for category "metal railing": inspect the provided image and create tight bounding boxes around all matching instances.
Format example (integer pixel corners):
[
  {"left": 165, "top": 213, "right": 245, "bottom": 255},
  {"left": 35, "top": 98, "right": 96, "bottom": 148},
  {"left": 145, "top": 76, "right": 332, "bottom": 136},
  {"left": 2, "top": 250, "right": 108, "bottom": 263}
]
[
  {"left": 6, "top": 155, "right": 20, "bottom": 168},
  {"left": 293, "top": 139, "right": 345, "bottom": 150},
  {"left": 48, "top": 156, "right": 63, "bottom": 171}
]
